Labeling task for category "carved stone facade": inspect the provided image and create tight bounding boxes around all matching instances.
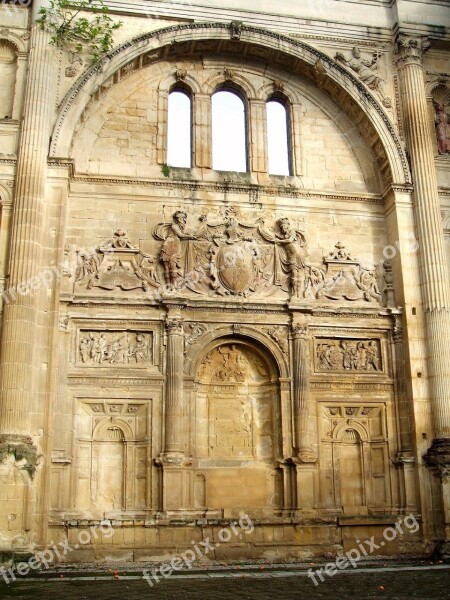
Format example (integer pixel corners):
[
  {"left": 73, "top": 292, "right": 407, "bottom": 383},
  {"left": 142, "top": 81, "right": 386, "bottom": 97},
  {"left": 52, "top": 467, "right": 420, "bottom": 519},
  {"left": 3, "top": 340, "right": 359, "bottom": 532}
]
[{"left": 0, "top": 0, "right": 450, "bottom": 563}]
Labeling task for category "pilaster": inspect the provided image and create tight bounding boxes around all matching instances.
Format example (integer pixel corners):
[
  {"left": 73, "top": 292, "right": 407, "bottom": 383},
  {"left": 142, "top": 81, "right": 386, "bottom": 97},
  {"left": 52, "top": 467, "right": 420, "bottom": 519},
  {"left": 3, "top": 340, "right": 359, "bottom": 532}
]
[{"left": 291, "top": 321, "right": 316, "bottom": 463}]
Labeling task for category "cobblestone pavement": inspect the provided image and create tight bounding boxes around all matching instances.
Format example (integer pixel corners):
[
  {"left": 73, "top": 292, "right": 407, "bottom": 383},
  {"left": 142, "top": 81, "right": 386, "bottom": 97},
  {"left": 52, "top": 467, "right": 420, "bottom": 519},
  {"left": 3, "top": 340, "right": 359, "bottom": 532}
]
[{"left": 0, "top": 565, "right": 449, "bottom": 600}]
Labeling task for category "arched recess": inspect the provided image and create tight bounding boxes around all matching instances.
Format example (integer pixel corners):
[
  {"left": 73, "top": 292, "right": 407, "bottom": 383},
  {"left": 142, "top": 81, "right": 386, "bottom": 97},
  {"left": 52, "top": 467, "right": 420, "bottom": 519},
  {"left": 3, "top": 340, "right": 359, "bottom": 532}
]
[
  {"left": 189, "top": 333, "right": 284, "bottom": 515},
  {"left": 0, "top": 185, "right": 13, "bottom": 310},
  {"left": 0, "top": 34, "right": 27, "bottom": 121},
  {"left": 326, "top": 418, "right": 391, "bottom": 516},
  {"left": 426, "top": 82, "right": 450, "bottom": 156},
  {"left": 184, "top": 325, "right": 289, "bottom": 380},
  {"left": 74, "top": 416, "right": 147, "bottom": 517},
  {"left": 50, "top": 22, "right": 410, "bottom": 186},
  {"left": 0, "top": 40, "right": 18, "bottom": 119}
]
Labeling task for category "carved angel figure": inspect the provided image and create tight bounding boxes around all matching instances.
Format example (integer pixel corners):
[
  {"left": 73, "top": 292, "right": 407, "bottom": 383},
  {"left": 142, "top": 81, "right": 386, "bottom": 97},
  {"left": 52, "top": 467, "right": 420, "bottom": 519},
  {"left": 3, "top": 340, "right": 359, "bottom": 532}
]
[
  {"left": 259, "top": 217, "right": 307, "bottom": 298},
  {"left": 335, "top": 47, "right": 391, "bottom": 108}
]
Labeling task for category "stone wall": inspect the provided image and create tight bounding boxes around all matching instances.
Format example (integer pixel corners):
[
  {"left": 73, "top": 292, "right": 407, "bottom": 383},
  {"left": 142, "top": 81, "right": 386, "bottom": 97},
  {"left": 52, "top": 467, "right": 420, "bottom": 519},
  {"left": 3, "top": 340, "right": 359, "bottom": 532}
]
[{"left": 0, "top": 0, "right": 449, "bottom": 561}]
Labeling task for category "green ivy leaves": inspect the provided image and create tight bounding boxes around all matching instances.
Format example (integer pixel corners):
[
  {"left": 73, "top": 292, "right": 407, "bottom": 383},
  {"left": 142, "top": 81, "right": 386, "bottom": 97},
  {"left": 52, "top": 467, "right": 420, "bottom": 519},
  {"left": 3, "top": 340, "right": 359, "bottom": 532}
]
[{"left": 36, "top": 0, "right": 122, "bottom": 64}]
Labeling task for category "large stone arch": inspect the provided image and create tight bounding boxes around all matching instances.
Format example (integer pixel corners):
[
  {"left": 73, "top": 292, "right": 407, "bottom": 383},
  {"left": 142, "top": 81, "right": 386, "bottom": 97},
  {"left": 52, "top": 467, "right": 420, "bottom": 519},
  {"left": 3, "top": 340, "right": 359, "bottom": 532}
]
[{"left": 50, "top": 22, "right": 410, "bottom": 186}]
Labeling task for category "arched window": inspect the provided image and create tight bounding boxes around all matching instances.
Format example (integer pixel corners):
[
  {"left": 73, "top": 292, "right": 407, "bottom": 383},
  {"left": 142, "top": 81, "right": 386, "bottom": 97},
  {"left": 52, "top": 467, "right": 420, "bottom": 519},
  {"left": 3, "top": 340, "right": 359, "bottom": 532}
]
[
  {"left": 167, "top": 89, "right": 192, "bottom": 168},
  {"left": 266, "top": 99, "right": 291, "bottom": 176},
  {"left": 212, "top": 89, "right": 247, "bottom": 172},
  {"left": 0, "top": 40, "right": 17, "bottom": 120}
]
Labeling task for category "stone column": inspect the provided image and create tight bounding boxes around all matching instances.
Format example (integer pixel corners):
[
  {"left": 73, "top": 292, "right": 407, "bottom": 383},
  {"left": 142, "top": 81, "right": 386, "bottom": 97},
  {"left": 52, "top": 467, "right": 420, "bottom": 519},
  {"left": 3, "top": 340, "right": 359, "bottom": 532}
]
[
  {"left": 0, "top": 0, "right": 54, "bottom": 441},
  {"left": 396, "top": 33, "right": 450, "bottom": 545},
  {"left": 291, "top": 323, "right": 316, "bottom": 463},
  {"left": 396, "top": 34, "right": 450, "bottom": 438},
  {"left": 156, "top": 309, "right": 191, "bottom": 513},
  {"left": 249, "top": 99, "right": 267, "bottom": 173},
  {"left": 164, "top": 314, "right": 185, "bottom": 456},
  {"left": 194, "top": 94, "right": 212, "bottom": 169}
]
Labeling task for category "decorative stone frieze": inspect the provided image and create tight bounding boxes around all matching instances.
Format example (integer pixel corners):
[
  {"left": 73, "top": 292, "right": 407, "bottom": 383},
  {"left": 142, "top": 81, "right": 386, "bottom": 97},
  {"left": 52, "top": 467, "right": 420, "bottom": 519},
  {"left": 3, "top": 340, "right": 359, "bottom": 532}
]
[
  {"left": 78, "top": 331, "right": 153, "bottom": 366},
  {"left": 315, "top": 339, "right": 382, "bottom": 372}
]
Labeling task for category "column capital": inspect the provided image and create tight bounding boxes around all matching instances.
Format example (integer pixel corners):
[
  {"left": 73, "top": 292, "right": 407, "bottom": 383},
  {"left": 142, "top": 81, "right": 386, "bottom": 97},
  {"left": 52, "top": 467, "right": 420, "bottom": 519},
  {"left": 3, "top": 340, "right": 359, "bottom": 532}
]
[
  {"left": 165, "top": 318, "right": 184, "bottom": 335},
  {"left": 291, "top": 323, "right": 308, "bottom": 339},
  {"left": 395, "top": 33, "right": 431, "bottom": 68},
  {"left": 393, "top": 326, "right": 403, "bottom": 344}
]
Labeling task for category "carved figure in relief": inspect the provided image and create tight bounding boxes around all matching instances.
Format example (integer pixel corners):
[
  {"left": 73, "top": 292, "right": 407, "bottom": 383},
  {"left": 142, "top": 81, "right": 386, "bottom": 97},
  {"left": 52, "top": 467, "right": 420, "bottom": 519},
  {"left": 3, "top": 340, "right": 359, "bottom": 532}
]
[
  {"left": 434, "top": 102, "right": 450, "bottom": 155},
  {"left": 259, "top": 217, "right": 307, "bottom": 298},
  {"left": 335, "top": 47, "right": 392, "bottom": 108},
  {"left": 80, "top": 336, "right": 90, "bottom": 363},
  {"left": 184, "top": 322, "right": 207, "bottom": 347},
  {"left": 267, "top": 326, "right": 288, "bottom": 355},
  {"left": 75, "top": 251, "right": 100, "bottom": 282},
  {"left": 359, "top": 267, "right": 382, "bottom": 301},
  {"left": 129, "top": 334, "right": 149, "bottom": 363},
  {"left": 78, "top": 332, "right": 151, "bottom": 366},
  {"left": 156, "top": 211, "right": 207, "bottom": 288},
  {"left": 317, "top": 340, "right": 381, "bottom": 372},
  {"left": 365, "top": 341, "right": 381, "bottom": 371}
]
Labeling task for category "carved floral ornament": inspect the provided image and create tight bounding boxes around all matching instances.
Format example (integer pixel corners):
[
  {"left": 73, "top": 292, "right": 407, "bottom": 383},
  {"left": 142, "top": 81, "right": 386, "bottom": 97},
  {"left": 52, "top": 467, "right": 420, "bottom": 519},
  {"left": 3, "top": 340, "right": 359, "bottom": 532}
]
[
  {"left": 69, "top": 210, "right": 388, "bottom": 305},
  {"left": 395, "top": 34, "right": 431, "bottom": 68}
]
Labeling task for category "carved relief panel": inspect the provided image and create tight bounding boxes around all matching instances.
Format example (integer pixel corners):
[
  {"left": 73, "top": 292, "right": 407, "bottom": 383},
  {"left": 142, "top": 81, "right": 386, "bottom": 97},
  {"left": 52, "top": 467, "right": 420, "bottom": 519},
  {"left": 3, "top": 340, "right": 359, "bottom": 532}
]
[
  {"left": 78, "top": 331, "right": 153, "bottom": 366},
  {"left": 71, "top": 321, "right": 161, "bottom": 371},
  {"left": 315, "top": 338, "right": 383, "bottom": 373}
]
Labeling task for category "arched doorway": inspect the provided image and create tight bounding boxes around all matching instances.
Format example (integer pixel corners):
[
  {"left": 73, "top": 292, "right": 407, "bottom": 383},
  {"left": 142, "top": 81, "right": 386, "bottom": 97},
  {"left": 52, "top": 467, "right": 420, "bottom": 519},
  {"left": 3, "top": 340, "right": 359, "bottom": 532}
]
[{"left": 192, "top": 339, "right": 282, "bottom": 517}]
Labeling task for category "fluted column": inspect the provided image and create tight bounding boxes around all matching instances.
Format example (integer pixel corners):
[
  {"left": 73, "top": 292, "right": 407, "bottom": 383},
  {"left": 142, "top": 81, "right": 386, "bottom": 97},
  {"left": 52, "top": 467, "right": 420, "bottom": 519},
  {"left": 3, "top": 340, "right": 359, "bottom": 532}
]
[
  {"left": 292, "top": 323, "right": 316, "bottom": 463},
  {"left": 396, "top": 34, "right": 450, "bottom": 448},
  {"left": 164, "top": 313, "right": 186, "bottom": 455},
  {"left": 0, "top": 0, "right": 55, "bottom": 439}
]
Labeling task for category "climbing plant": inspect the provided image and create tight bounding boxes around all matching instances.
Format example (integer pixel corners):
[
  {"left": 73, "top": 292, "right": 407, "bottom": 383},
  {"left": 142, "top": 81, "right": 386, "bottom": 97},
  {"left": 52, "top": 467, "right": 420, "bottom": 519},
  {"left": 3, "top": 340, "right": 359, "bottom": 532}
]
[{"left": 36, "top": 0, "right": 122, "bottom": 64}]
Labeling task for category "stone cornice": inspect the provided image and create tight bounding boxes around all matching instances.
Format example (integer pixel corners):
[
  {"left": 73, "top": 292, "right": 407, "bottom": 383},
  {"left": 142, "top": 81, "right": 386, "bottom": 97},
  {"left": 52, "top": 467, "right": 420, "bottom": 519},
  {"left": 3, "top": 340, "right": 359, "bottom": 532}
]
[{"left": 69, "top": 174, "right": 383, "bottom": 205}]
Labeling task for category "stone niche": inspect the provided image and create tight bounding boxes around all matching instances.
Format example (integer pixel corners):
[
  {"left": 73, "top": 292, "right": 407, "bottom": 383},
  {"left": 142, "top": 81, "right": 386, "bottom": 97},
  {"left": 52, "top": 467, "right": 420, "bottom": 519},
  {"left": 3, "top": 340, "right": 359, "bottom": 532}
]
[
  {"left": 192, "top": 341, "right": 282, "bottom": 517},
  {"left": 70, "top": 400, "right": 151, "bottom": 518},
  {"left": 318, "top": 403, "right": 392, "bottom": 516}
]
